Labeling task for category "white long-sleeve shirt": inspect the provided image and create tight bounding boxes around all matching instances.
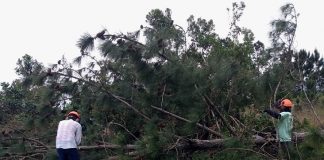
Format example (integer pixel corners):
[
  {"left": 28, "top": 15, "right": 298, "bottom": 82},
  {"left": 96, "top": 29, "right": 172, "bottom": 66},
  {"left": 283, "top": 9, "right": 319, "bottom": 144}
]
[{"left": 56, "top": 119, "right": 82, "bottom": 149}]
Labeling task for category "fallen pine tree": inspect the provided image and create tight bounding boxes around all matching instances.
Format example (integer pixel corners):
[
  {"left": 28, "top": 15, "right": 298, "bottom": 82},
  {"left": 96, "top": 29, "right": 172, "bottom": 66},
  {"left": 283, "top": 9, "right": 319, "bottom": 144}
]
[
  {"left": 74, "top": 130, "right": 319, "bottom": 150},
  {"left": 1, "top": 130, "right": 322, "bottom": 160}
]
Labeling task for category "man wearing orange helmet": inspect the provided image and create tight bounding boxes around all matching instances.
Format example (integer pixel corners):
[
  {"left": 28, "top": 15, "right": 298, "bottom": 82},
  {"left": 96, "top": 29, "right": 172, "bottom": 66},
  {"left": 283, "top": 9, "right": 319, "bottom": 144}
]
[
  {"left": 264, "top": 99, "right": 294, "bottom": 159},
  {"left": 56, "top": 111, "right": 82, "bottom": 160}
]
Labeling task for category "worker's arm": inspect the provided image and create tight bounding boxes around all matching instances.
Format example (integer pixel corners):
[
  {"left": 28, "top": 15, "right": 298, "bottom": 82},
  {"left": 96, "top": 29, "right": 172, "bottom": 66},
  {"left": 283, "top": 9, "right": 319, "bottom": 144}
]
[
  {"left": 75, "top": 123, "right": 82, "bottom": 145},
  {"left": 263, "top": 109, "right": 281, "bottom": 119}
]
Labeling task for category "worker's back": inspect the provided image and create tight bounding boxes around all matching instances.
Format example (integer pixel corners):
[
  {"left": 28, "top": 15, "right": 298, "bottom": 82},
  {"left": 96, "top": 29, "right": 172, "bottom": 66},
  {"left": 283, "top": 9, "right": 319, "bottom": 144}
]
[{"left": 56, "top": 119, "right": 82, "bottom": 149}]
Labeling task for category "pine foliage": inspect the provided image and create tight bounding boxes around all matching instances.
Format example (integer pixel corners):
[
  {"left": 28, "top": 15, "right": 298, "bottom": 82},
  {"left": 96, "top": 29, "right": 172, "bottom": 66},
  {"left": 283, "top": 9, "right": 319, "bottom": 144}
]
[{"left": 1, "top": 2, "right": 324, "bottom": 160}]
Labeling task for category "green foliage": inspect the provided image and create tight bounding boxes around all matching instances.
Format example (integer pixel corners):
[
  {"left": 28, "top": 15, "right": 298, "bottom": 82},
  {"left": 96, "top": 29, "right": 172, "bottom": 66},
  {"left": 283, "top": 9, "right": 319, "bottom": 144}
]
[
  {"left": 242, "top": 108, "right": 273, "bottom": 132},
  {"left": 191, "top": 138, "right": 264, "bottom": 160},
  {"left": 80, "top": 151, "right": 106, "bottom": 160},
  {"left": 77, "top": 33, "right": 94, "bottom": 53},
  {"left": 15, "top": 54, "right": 44, "bottom": 78},
  {"left": 298, "top": 128, "right": 324, "bottom": 159},
  {"left": 138, "top": 119, "right": 167, "bottom": 159},
  {"left": 318, "top": 95, "right": 324, "bottom": 108},
  {"left": 45, "top": 149, "right": 58, "bottom": 160},
  {"left": 10, "top": 142, "right": 26, "bottom": 153},
  {"left": 294, "top": 118, "right": 311, "bottom": 131}
]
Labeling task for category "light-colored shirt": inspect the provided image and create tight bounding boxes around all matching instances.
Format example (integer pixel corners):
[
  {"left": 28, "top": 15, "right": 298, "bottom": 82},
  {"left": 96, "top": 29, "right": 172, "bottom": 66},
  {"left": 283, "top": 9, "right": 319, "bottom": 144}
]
[
  {"left": 56, "top": 119, "right": 82, "bottom": 149},
  {"left": 277, "top": 112, "right": 293, "bottom": 142}
]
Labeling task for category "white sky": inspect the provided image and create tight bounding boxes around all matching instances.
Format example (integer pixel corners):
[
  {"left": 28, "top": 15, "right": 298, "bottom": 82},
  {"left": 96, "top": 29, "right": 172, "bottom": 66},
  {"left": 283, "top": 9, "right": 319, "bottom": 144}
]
[{"left": 0, "top": 0, "right": 323, "bottom": 83}]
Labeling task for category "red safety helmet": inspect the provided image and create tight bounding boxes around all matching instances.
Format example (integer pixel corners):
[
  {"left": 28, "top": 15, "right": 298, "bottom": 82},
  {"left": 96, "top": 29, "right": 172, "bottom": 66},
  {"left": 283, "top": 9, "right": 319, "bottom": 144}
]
[
  {"left": 67, "top": 111, "right": 80, "bottom": 119},
  {"left": 280, "top": 99, "right": 293, "bottom": 108}
]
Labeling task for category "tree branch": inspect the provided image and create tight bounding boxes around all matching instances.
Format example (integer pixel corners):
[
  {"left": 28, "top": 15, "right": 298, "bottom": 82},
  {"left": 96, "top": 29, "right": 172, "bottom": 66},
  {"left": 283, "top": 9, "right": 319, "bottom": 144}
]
[
  {"left": 150, "top": 105, "right": 224, "bottom": 138},
  {"left": 302, "top": 89, "right": 323, "bottom": 127},
  {"left": 202, "top": 95, "right": 237, "bottom": 136},
  {"left": 53, "top": 72, "right": 151, "bottom": 121}
]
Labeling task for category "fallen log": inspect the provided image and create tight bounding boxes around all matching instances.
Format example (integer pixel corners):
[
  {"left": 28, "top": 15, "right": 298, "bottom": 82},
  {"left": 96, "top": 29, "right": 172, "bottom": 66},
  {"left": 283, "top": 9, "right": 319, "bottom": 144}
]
[
  {"left": 3, "top": 130, "right": 322, "bottom": 151},
  {"left": 52, "top": 130, "right": 323, "bottom": 150},
  {"left": 2, "top": 130, "right": 323, "bottom": 160}
]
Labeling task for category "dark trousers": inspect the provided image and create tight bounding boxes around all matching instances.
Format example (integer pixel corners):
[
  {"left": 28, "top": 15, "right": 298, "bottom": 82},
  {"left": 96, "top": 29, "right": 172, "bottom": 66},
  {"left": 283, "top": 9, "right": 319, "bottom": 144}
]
[
  {"left": 280, "top": 142, "right": 295, "bottom": 160},
  {"left": 57, "top": 148, "right": 80, "bottom": 160}
]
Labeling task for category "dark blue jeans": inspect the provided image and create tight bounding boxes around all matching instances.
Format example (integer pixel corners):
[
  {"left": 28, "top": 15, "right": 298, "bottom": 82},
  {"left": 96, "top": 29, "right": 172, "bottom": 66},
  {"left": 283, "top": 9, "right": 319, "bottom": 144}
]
[{"left": 57, "top": 148, "right": 80, "bottom": 160}]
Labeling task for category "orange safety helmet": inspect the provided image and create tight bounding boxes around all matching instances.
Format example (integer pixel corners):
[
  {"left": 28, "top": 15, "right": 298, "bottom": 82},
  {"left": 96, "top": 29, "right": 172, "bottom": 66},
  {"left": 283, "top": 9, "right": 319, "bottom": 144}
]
[
  {"left": 280, "top": 99, "right": 293, "bottom": 108},
  {"left": 67, "top": 111, "right": 80, "bottom": 119}
]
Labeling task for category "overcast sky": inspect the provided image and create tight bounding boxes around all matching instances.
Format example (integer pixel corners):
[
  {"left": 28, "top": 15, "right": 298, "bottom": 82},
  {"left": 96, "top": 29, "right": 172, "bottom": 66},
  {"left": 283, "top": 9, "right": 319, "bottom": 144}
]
[{"left": 0, "top": 0, "right": 323, "bottom": 83}]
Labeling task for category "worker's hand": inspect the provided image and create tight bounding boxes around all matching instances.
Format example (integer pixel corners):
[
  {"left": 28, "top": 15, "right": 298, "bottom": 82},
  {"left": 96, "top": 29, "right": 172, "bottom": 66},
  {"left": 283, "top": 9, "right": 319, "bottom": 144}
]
[{"left": 272, "top": 99, "right": 282, "bottom": 109}]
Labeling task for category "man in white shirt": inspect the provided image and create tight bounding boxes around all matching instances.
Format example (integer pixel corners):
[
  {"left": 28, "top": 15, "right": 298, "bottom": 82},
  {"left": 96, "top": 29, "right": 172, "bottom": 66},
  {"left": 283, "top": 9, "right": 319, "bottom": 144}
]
[{"left": 56, "top": 111, "right": 82, "bottom": 160}]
